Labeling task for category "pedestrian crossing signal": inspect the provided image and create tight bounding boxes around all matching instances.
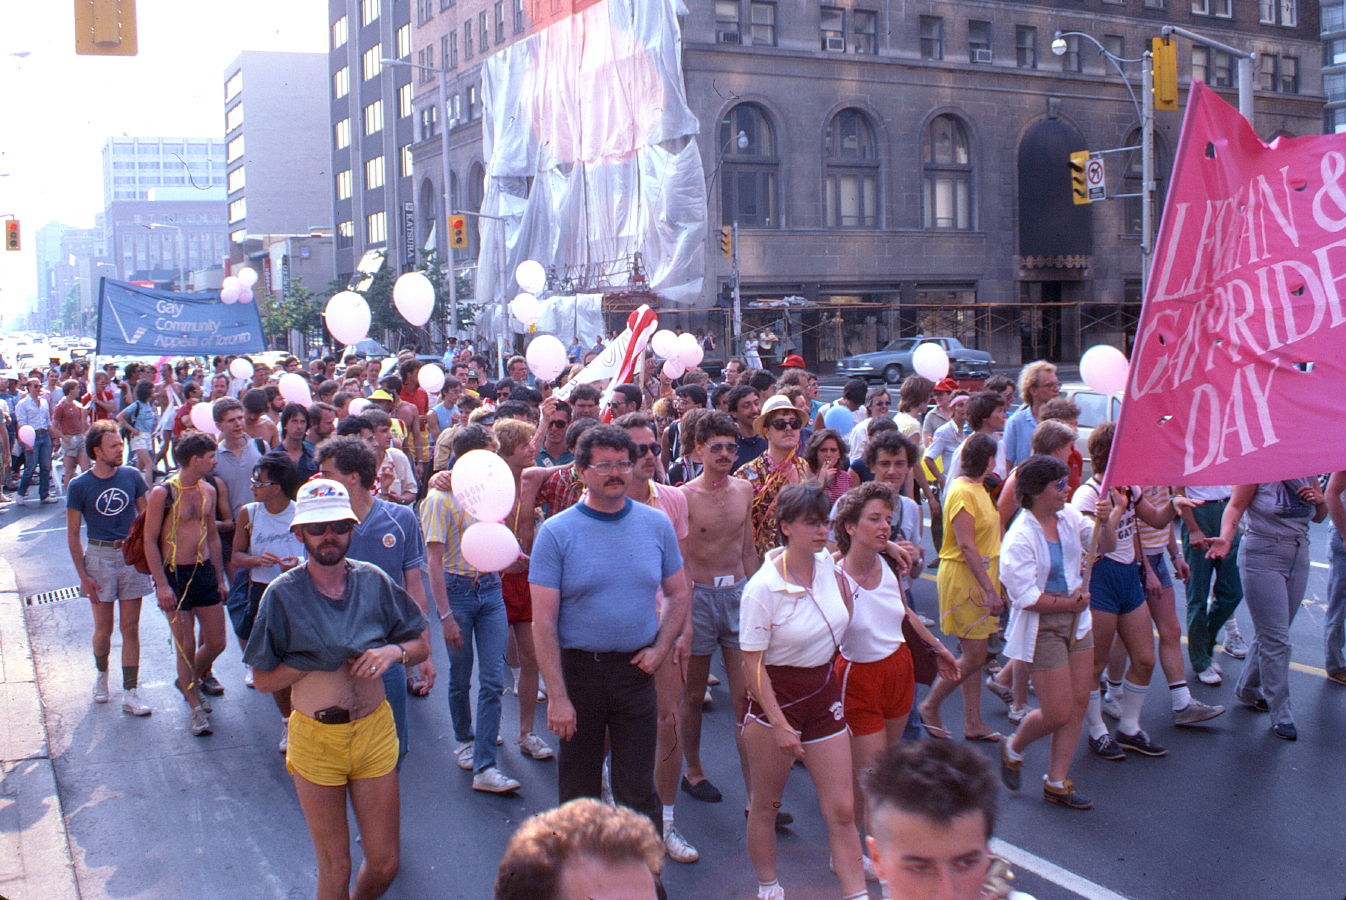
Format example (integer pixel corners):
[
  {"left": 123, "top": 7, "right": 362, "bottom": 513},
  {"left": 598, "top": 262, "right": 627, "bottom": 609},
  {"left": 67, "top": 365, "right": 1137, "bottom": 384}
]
[
  {"left": 1069, "top": 151, "right": 1090, "bottom": 206},
  {"left": 449, "top": 215, "right": 467, "bottom": 249},
  {"left": 4, "top": 220, "right": 19, "bottom": 251}
]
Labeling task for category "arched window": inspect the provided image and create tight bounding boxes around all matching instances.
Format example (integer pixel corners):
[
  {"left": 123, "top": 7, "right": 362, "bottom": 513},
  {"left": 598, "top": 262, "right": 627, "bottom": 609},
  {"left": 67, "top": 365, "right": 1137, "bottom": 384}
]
[
  {"left": 719, "top": 103, "right": 778, "bottom": 227},
  {"left": 418, "top": 177, "right": 438, "bottom": 251},
  {"left": 825, "top": 108, "right": 879, "bottom": 228},
  {"left": 922, "top": 115, "right": 974, "bottom": 230}
]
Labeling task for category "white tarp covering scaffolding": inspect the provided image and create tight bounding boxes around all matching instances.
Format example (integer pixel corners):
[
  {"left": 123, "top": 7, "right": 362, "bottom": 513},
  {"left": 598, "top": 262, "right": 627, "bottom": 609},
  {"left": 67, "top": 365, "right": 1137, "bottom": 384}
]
[{"left": 476, "top": 0, "right": 707, "bottom": 316}]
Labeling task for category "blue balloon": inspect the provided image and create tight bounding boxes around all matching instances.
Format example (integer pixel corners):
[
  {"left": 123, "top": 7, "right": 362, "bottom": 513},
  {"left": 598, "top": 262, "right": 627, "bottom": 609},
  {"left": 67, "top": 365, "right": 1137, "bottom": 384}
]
[{"left": 823, "top": 405, "right": 855, "bottom": 435}]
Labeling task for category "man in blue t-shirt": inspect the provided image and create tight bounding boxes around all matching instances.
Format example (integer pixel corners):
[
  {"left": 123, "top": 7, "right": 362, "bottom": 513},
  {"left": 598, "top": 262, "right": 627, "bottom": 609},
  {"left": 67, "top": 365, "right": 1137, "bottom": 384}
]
[
  {"left": 315, "top": 436, "right": 434, "bottom": 766},
  {"left": 530, "top": 425, "right": 690, "bottom": 832},
  {"left": 66, "top": 422, "right": 153, "bottom": 716}
]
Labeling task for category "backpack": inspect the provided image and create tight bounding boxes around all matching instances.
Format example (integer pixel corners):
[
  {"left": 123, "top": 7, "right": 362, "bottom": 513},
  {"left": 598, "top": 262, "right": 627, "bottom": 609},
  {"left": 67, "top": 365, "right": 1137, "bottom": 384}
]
[{"left": 122, "top": 482, "right": 175, "bottom": 574}]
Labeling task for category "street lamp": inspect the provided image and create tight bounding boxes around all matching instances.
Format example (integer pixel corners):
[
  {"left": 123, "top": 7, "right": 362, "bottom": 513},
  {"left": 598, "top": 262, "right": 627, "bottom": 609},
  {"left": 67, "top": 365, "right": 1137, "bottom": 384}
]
[
  {"left": 145, "top": 222, "right": 185, "bottom": 290},
  {"left": 1158, "top": 25, "right": 1255, "bottom": 124},
  {"left": 382, "top": 57, "right": 461, "bottom": 336}
]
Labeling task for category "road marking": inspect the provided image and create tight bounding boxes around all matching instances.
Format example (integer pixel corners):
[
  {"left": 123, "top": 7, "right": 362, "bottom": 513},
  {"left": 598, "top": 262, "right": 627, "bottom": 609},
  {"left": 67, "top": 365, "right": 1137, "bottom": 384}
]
[
  {"left": 22, "top": 526, "right": 66, "bottom": 535},
  {"left": 990, "top": 838, "right": 1131, "bottom": 900},
  {"left": 1310, "top": 561, "right": 1329, "bottom": 569}
]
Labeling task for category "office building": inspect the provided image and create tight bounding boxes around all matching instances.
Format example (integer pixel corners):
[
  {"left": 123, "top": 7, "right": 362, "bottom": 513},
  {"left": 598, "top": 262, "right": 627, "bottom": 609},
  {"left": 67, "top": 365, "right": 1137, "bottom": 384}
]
[{"left": 102, "top": 137, "right": 226, "bottom": 206}]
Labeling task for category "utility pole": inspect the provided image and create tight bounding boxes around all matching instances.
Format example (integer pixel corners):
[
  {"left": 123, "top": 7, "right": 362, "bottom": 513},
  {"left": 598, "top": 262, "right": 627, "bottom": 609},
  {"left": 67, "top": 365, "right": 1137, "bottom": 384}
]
[
  {"left": 731, "top": 221, "right": 742, "bottom": 357},
  {"left": 1141, "top": 51, "right": 1155, "bottom": 294}
]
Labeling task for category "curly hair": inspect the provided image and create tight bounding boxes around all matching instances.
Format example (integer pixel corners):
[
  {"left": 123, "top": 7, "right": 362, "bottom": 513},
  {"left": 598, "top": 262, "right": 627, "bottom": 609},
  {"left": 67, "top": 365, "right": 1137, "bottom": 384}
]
[{"left": 833, "top": 481, "right": 897, "bottom": 555}]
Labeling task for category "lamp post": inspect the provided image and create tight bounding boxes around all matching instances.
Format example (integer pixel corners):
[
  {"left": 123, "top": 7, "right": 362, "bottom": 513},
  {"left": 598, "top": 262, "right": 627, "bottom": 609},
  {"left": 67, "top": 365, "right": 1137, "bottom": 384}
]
[
  {"left": 382, "top": 57, "right": 461, "bottom": 337},
  {"left": 1053, "top": 31, "right": 1155, "bottom": 291},
  {"left": 145, "top": 221, "right": 185, "bottom": 290},
  {"left": 707, "top": 130, "right": 748, "bottom": 356}
]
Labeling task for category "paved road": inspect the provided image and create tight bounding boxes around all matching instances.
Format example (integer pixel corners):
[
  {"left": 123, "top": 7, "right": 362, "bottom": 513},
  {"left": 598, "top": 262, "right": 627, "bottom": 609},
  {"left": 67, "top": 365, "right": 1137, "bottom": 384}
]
[{"left": 7, "top": 496, "right": 1346, "bottom": 899}]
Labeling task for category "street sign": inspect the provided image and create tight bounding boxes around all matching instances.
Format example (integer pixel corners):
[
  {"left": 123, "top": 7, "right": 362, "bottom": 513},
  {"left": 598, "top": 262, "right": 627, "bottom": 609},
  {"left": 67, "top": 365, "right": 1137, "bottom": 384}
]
[{"left": 1086, "top": 157, "right": 1107, "bottom": 201}]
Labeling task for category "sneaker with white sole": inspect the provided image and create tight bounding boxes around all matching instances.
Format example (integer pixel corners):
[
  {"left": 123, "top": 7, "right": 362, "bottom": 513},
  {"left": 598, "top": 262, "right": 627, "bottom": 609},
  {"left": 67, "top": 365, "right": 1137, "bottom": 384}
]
[
  {"left": 121, "top": 688, "right": 151, "bottom": 716},
  {"left": 1007, "top": 704, "right": 1031, "bottom": 724},
  {"left": 189, "top": 707, "right": 212, "bottom": 736},
  {"left": 455, "top": 741, "right": 475, "bottom": 770},
  {"left": 1173, "top": 698, "right": 1225, "bottom": 726},
  {"left": 279, "top": 720, "right": 290, "bottom": 753},
  {"left": 519, "top": 733, "right": 554, "bottom": 759},
  {"left": 93, "top": 672, "right": 110, "bottom": 704},
  {"left": 1197, "top": 667, "right": 1223, "bottom": 686},
  {"left": 756, "top": 884, "right": 785, "bottom": 900},
  {"left": 1221, "top": 627, "right": 1248, "bottom": 659},
  {"left": 663, "top": 826, "right": 700, "bottom": 863},
  {"left": 244, "top": 665, "right": 254, "bottom": 689},
  {"left": 472, "top": 767, "right": 520, "bottom": 793}
]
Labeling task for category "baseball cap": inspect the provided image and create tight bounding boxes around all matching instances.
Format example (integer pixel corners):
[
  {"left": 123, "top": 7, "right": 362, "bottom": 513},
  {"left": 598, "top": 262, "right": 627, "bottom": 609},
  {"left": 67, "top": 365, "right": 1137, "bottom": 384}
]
[
  {"left": 291, "top": 478, "right": 358, "bottom": 527},
  {"left": 780, "top": 354, "right": 806, "bottom": 369},
  {"left": 933, "top": 377, "right": 959, "bottom": 393}
]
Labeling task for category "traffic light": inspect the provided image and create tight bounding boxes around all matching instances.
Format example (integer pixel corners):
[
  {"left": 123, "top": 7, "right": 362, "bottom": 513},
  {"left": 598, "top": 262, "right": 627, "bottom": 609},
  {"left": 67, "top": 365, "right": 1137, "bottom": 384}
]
[
  {"left": 449, "top": 214, "right": 467, "bottom": 249},
  {"left": 74, "top": 0, "right": 138, "bottom": 56},
  {"left": 1069, "top": 151, "right": 1090, "bottom": 206},
  {"left": 719, "top": 225, "right": 733, "bottom": 259},
  {"left": 1152, "top": 38, "right": 1178, "bottom": 111},
  {"left": 4, "top": 220, "right": 19, "bottom": 252}
]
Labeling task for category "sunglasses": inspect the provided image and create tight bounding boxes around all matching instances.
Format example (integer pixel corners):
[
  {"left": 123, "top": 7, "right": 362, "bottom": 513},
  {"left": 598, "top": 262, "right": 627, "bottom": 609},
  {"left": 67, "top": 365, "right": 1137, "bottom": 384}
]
[
  {"left": 1052, "top": 476, "right": 1070, "bottom": 491},
  {"left": 547, "top": 419, "right": 569, "bottom": 429},
  {"left": 302, "top": 521, "right": 354, "bottom": 537},
  {"left": 704, "top": 441, "right": 736, "bottom": 456},
  {"left": 768, "top": 419, "right": 800, "bottom": 432},
  {"left": 633, "top": 442, "right": 659, "bottom": 457},
  {"left": 250, "top": 479, "right": 276, "bottom": 489}
]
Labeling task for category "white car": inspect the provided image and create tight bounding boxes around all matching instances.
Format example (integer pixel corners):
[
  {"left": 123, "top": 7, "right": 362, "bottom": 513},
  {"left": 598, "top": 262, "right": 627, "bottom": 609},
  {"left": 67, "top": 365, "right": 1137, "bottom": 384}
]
[{"left": 1060, "top": 383, "right": 1122, "bottom": 480}]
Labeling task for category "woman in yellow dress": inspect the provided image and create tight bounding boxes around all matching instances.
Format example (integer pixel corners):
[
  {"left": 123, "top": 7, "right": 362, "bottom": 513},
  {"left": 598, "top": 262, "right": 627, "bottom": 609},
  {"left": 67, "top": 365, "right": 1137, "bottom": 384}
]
[{"left": 917, "top": 433, "right": 1005, "bottom": 742}]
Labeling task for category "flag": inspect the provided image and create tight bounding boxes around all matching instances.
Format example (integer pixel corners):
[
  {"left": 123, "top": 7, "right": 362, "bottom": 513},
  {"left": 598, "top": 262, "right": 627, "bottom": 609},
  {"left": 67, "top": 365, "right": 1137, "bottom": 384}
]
[{"left": 553, "top": 304, "right": 658, "bottom": 411}]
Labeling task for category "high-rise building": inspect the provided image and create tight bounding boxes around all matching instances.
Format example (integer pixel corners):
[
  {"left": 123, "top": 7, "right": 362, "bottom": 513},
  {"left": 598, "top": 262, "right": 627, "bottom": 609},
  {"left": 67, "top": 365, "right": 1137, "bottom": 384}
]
[
  {"left": 101, "top": 137, "right": 226, "bottom": 206},
  {"left": 1325, "top": 1, "right": 1346, "bottom": 131},
  {"left": 328, "top": 0, "right": 417, "bottom": 280},
  {"left": 222, "top": 51, "right": 332, "bottom": 246}
]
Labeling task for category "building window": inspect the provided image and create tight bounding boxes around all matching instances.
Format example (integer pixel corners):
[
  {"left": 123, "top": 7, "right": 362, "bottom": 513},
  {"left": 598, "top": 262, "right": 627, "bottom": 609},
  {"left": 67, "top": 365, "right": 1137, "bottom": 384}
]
[
  {"left": 513, "top": 0, "right": 524, "bottom": 32},
  {"left": 224, "top": 70, "right": 242, "bottom": 101},
  {"left": 417, "top": 48, "right": 433, "bottom": 82},
  {"left": 825, "top": 109, "right": 879, "bottom": 228},
  {"left": 715, "top": 1, "right": 740, "bottom": 43},
  {"left": 337, "top": 220, "right": 354, "bottom": 249},
  {"left": 225, "top": 103, "right": 243, "bottom": 132},
  {"left": 331, "top": 15, "right": 348, "bottom": 48},
  {"left": 852, "top": 10, "right": 877, "bottom": 54},
  {"left": 468, "top": 84, "right": 479, "bottom": 119},
  {"left": 1260, "top": 55, "right": 1299, "bottom": 93},
  {"left": 920, "top": 16, "right": 943, "bottom": 61},
  {"left": 441, "top": 0, "right": 454, "bottom": 8},
  {"left": 922, "top": 114, "right": 973, "bottom": 231},
  {"left": 365, "top": 156, "right": 386, "bottom": 190},
  {"left": 367, "top": 211, "right": 387, "bottom": 244},
  {"left": 495, "top": 1, "right": 505, "bottom": 41},
  {"left": 227, "top": 167, "right": 245, "bottom": 193},
  {"left": 361, "top": 0, "right": 379, "bottom": 26},
  {"left": 449, "top": 30, "right": 458, "bottom": 67},
  {"left": 968, "top": 20, "right": 991, "bottom": 64},
  {"left": 1143, "top": 0, "right": 1164, "bottom": 7},
  {"left": 1327, "top": 40, "right": 1346, "bottom": 68},
  {"left": 1059, "top": 35, "right": 1081, "bottom": 73},
  {"left": 1327, "top": 71, "right": 1346, "bottom": 102},
  {"left": 821, "top": 8, "right": 845, "bottom": 52},
  {"left": 397, "top": 24, "right": 411, "bottom": 58},
  {"left": 419, "top": 0, "right": 434, "bottom": 25},
  {"left": 750, "top": 3, "right": 776, "bottom": 46},
  {"left": 480, "top": 12, "right": 488, "bottom": 50},
  {"left": 362, "top": 44, "right": 382, "bottom": 81},
  {"left": 1016, "top": 26, "right": 1037, "bottom": 69},
  {"left": 1103, "top": 35, "right": 1124, "bottom": 61},
  {"left": 333, "top": 66, "right": 350, "bottom": 99},
  {"left": 335, "top": 118, "right": 351, "bottom": 150},
  {"left": 1326, "top": 2, "right": 1345, "bottom": 32},
  {"left": 398, "top": 83, "right": 413, "bottom": 118},
  {"left": 337, "top": 169, "right": 353, "bottom": 200},
  {"left": 228, "top": 197, "right": 247, "bottom": 223},
  {"left": 420, "top": 105, "right": 438, "bottom": 140},
  {"left": 226, "top": 135, "right": 244, "bottom": 162},
  {"left": 1192, "top": 47, "right": 1234, "bottom": 87},
  {"left": 1328, "top": 107, "right": 1346, "bottom": 134},
  {"left": 364, "top": 100, "right": 384, "bottom": 136},
  {"left": 465, "top": 19, "right": 473, "bottom": 58},
  {"left": 1193, "top": 0, "right": 1232, "bottom": 14},
  {"left": 452, "top": 93, "right": 463, "bottom": 124},
  {"left": 1259, "top": 0, "right": 1296, "bottom": 25},
  {"left": 719, "top": 103, "right": 778, "bottom": 228},
  {"left": 401, "top": 144, "right": 414, "bottom": 177}
]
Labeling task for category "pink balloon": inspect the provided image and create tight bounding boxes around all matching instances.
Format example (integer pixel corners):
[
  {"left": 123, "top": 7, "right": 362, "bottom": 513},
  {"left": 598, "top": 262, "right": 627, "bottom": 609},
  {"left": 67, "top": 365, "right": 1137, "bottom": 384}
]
[
  {"left": 1080, "top": 345, "right": 1129, "bottom": 396},
  {"left": 662, "top": 358, "right": 686, "bottom": 379},
  {"left": 189, "top": 402, "right": 218, "bottom": 434},
  {"left": 279, "top": 373, "right": 312, "bottom": 407},
  {"left": 17, "top": 425, "right": 34, "bottom": 449},
  {"left": 238, "top": 285, "right": 254, "bottom": 304},
  {"left": 348, "top": 398, "right": 371, "bottom": 416},
  {"left": 460, "top": 522, "right": 522, "bottom": 572}
]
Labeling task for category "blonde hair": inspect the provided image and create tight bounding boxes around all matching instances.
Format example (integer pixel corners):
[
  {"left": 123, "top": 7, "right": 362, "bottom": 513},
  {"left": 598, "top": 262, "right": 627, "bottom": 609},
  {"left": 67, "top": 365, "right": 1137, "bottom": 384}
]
[
  {"left": 493, "top": 419, "right": 536, "bottom": 457},
  {"left": 1018, "top": 360, "right": 1058, "bottom": 405}
]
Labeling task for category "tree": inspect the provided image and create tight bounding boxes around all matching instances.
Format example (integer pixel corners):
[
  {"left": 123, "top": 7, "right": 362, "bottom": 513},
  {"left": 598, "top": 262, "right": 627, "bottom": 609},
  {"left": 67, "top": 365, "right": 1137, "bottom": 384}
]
[{"left": 264, "top": 276, "right": 324, "bottom": 344}]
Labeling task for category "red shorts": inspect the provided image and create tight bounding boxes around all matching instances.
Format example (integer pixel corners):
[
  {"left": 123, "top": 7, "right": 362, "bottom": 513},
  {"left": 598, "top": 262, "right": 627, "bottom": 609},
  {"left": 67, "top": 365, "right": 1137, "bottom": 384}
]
[
  {"left": 743, "top": 662, "right": 847, "bottom": 744},
  {"left": 501, "top": 570, "right": 532, "bottom": 624},
  {"left": 834, "top": 645, "right": 915, "bottom": 737}
]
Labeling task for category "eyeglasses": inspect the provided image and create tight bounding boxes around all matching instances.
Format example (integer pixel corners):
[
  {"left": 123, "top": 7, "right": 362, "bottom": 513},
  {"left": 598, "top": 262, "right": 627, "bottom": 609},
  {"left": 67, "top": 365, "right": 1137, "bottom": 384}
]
[
  {"left": 250, "top": 479, "right": 277, "bottom": 489},
  {"left": 547, "top": 419, "right": 569, "bottom": 429},
  {"left": 704, "top": 441, "right": 736, "bottom": 456},
  {"left": 302, "top": 521, "right": 354, "bottom": 537},
  {"left": 1052, "top": 476, "right": 1070, "bottom": 491},
  {"left": 633, "top": 442, "right": 659, "bottom": 457},
  {"left": 587, "top": 461, "right": 634, "bottom": 475},
  {"left": 767, "top": 419, "right": 800, "bottom": 432}
]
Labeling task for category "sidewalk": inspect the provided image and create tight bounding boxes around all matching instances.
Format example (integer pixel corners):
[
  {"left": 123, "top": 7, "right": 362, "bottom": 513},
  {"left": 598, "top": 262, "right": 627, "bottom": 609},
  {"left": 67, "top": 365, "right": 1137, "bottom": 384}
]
[{"left": 0, "top": 556, "right": 80, "bottom": 900}]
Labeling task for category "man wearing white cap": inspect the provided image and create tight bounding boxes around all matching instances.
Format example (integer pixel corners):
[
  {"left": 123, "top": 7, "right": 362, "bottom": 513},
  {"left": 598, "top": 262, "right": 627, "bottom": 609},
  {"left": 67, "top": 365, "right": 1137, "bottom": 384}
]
[{"left": 246, "top": 478, "right": 429, "bottom": 900}]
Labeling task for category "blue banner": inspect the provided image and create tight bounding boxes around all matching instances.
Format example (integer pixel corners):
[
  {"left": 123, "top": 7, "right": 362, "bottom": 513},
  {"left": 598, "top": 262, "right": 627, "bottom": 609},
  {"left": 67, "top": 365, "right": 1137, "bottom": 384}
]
[{"left": 96, "top": 278, "right": 267, "bottom": 356}]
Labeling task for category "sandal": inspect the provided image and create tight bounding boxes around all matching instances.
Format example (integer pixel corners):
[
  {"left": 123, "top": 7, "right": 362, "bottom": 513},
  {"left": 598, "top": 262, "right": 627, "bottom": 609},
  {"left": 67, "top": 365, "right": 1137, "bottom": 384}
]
[{"left": 965, "top": 730, "right": 1004, "bottom": 743}]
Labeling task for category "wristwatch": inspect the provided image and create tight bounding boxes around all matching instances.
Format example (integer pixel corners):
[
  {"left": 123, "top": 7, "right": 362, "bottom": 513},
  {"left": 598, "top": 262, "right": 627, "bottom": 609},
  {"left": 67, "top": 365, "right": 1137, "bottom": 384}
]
[{"left": 396, "top": 643, "right": 407, "bottom": 666}]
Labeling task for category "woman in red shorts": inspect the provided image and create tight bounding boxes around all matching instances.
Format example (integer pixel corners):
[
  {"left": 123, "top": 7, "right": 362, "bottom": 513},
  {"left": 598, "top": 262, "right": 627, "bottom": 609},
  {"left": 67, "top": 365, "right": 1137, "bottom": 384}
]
[{"left": 738, "top": 483, "right": 865, "bottom": 900}]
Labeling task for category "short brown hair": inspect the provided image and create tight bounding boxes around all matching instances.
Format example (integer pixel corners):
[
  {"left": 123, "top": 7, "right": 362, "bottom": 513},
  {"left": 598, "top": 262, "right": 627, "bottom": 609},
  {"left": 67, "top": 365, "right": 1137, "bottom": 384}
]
[
  {"left": 1038, "top": 397, "right": 1081, "bottom": 423},
  {"left": 1088, "top": 420, "right": 1116, "bottom": 476},
  {"left": 85, "top": 420, "right": 120, "bottom": 459},
  {"left": 1030, "top": 419, "right": 1075, "bottom": 456},
  {"left": 833, "top": 481, "right": 897, "bottom": 555}
]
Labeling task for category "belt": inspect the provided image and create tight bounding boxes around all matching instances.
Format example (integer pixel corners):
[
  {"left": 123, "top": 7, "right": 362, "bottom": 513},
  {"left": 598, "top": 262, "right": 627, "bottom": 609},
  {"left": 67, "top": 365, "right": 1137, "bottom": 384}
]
[
  {"left": 563, "top": 647, "right": 644, "bottom": 663},
  {"left": 87, "top": 538, "right": 124, "bottom": 549}
]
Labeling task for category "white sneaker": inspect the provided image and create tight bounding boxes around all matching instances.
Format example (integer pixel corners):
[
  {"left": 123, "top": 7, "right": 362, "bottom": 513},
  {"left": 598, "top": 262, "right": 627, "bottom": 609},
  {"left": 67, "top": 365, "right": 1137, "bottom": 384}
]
[
  {"left": 1221, "top": 626, "right": 1249, "bottom": 659},
  {"left": 1209, "top": 659, "right": 1224, "bottom": 675},
  {"left": 663, "top": 826, "right": 699, "bottom": 863},
  {"left": 121, "top": 688, "right": 151, "bottom": 716},
  {"left": 703, "top": 687, "right": 713, "bottom": 706},
  {"left": 244, "top": 665, "right": 254, "bottom": 689},
  {"left": 455, "top": 741, "right": 475, "bottom": 770},
  {"left": 189, "top": 707, "right": 212, "bottom": 736},
  {"left": 278, "top": 719, "right": 290, "bottom": 753},
  {"left": 472, "top": 767, "right": 521, "bottom": 793},
  {"left": 41, "top": 495, "right": 58, "bottom": 504},
  {"left": 1197, "top": 667, "right": 1223, "bottom": 685},
  {"left": 519, "top": 733, "right": 554, "bottom": 759},
  {"left": 756, "top": 883, "right": 785, "bottom": 900},
  {"left": 93, "top": 672, "right": 110, "bottom": 704},
  {"left": 706, "top": 672, "right": 721, "bottom": 686},
  {"left": 1007, "top": 704, "right": 1031, "bottom": 724}
]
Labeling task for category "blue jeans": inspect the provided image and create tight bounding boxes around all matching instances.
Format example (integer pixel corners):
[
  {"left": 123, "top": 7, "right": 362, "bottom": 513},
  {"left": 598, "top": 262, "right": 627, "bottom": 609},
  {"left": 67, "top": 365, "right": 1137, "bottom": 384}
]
[
  {"left": 1325, "top": 529, "right": 1346, "bottom": 675},
  {"left": 445, "top": 572, "right": 507, "bottom": 773},
  {"left": 18, "top": 430, "right": 51, "bottom": 500}
]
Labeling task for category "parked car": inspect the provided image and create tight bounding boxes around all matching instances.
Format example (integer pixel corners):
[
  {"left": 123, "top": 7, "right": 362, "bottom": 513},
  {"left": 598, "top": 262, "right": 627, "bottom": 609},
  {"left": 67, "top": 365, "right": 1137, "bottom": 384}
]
[
  {"left": 1060, "top": 382, "right": 1123, "bottom": 481},
  {"left": 834, "top": 336, "right": 994, "bottom": 384}
]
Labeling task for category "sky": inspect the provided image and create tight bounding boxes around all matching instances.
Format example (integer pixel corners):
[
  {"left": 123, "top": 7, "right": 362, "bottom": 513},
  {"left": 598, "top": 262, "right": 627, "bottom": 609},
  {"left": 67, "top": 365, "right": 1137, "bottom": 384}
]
[{"left": 0, "top": 0, "right": 327, "bottom": 314}]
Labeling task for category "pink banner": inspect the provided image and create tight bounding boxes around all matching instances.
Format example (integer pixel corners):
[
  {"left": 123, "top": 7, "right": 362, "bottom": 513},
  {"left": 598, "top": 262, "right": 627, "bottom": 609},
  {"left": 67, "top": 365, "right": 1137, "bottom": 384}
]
[{"left": 1110, "top": 82, "right": 1346, "bottom": 487}]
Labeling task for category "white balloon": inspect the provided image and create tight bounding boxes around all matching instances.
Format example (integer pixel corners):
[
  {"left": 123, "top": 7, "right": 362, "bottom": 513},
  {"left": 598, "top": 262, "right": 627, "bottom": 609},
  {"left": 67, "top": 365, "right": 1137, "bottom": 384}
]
[
  {"left": 279, "top": 373, "right": 312, "bottom": 406},
  {"left": 525, "top": 334, "right": 568, "bottom": 381},
  {"left": 515, "top": 259, "right": 546, "bottom": 295},
  {"left": 393, "top": 271, "right": 435, "bottom": 327},
  {"left": 509, "top": 292, "right": 541, "bottom": 326},
  {"left": 238, "top": 285, "right": 254, "bottom": 304},
  {"left": 229, "top": 358, "right": 254, "bottom": 380},
  {"left": 911, "top": 342, "right": 950, "bottom": 381},
  {"left": 221, "top": 276, "right": 241, "bottom": 292},
  {"left": 419, "top": 363, "right": 446, "bottom": 394},
  {"left": 348, "top": 397, "right": 371, "bottom": 416},
  {"left": 18, "top": 425, "right": 35, "bottom": 449},
  {"left": 189, "top": 402, "right": 219, "bottom": 434},
  {"left": 220, "top": 283, "right": 241, "bottom": 304},
  {"left": 1080, "top": 345, "right": 1130, "bottom": 395},
  {"left": 324, "top": 291, "right": 371, "bottom": 346},
  {"left": 460, "top": 521, "right": 522, "bottom": 573},
  {"left": 649, "top": 329, "right": 679, "bottom": 359},
  {"left": 662, "top": 358, "right": 686, "bottom": 379},
  {"left": 676, "top": 332, "right": 704, "bottom": 367},
  {"left": 450, "top": 449, "right": 516, "bottom": 523},
  {"left": 236, "top": 267, "right": 259, "bottom": 287}
]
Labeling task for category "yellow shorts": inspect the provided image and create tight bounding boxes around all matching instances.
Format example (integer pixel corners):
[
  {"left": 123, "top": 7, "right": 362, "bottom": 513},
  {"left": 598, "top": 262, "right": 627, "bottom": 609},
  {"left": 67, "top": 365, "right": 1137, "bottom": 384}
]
[{"left": 285, "top": 700, "right": 398, "bottom": 787}]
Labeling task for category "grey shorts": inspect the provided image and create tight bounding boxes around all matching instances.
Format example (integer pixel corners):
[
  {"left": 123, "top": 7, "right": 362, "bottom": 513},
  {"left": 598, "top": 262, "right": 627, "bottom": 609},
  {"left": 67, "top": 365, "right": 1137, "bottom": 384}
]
[
  {"left": 691, "top": 581, "right": 743, "bottom": 656},
  {"left": 85, "top": 543, "right": 152, "bottom": 603}
]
